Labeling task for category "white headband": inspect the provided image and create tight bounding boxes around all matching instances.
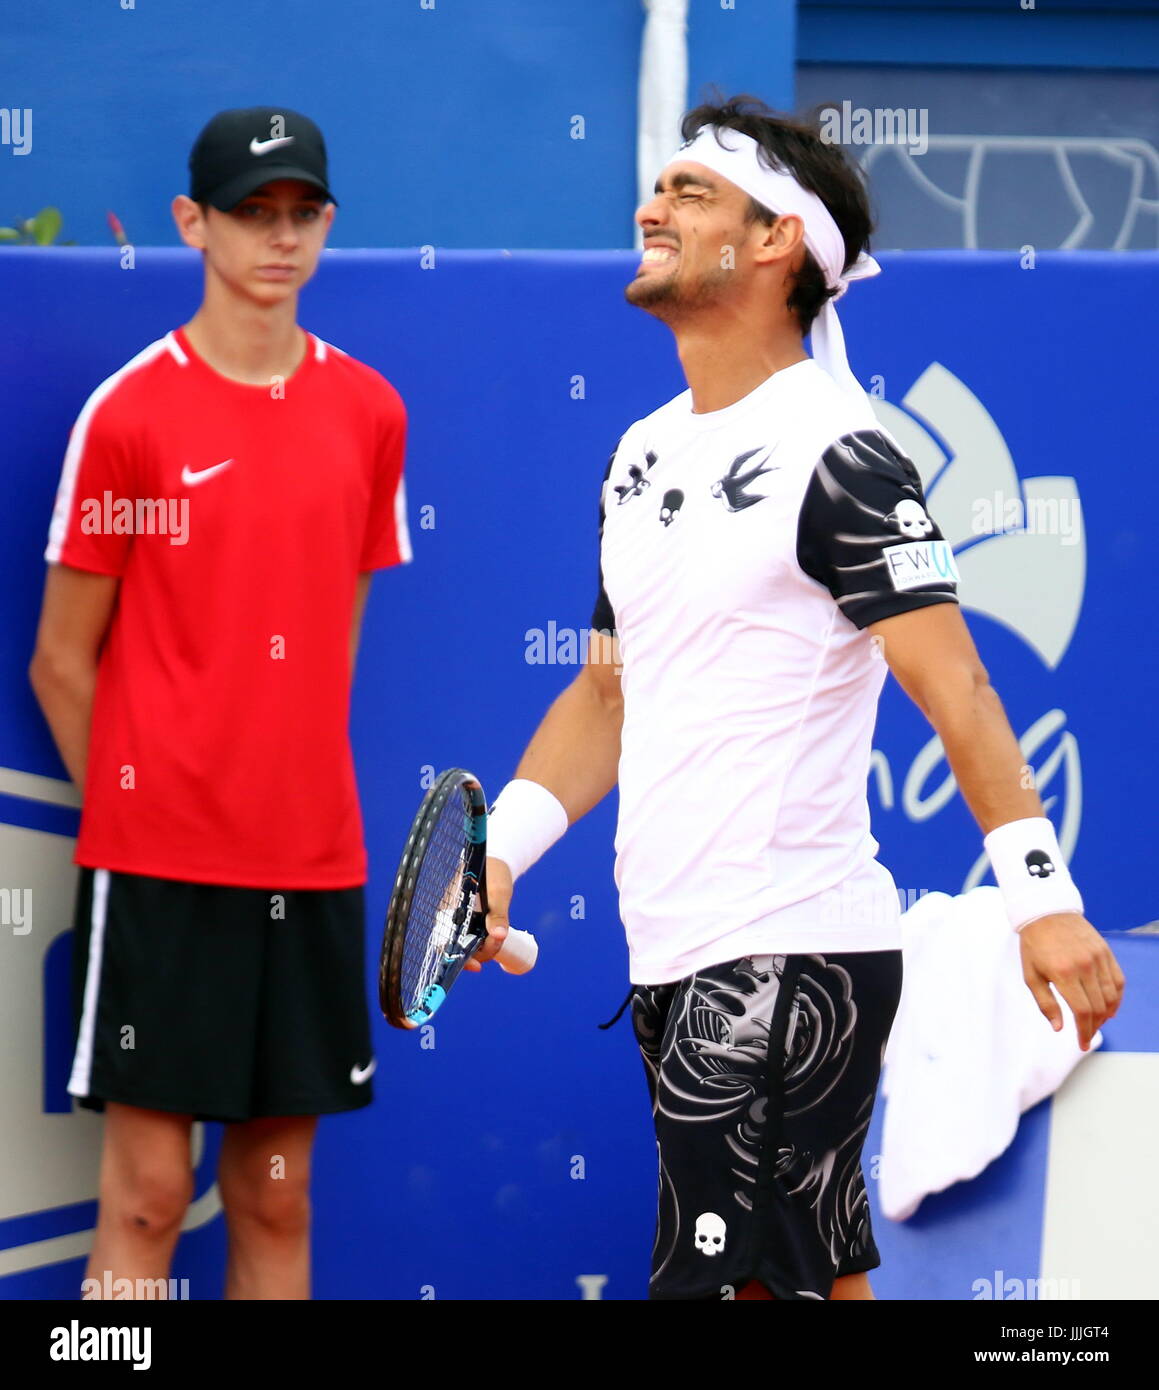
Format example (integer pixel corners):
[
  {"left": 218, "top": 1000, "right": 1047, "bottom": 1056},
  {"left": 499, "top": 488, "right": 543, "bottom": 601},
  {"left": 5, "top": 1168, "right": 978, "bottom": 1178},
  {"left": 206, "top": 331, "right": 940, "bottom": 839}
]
[{"left": 665, "top": 126, "right": 879, "bottom": 406}]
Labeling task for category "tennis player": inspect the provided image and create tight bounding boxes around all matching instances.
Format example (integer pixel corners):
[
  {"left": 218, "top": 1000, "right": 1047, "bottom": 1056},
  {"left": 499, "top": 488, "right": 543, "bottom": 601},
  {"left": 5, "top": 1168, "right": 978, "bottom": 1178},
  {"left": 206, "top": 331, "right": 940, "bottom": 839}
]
[
  {"left": 472, "top": 96, "right": 1124, "bottom": 1301},
  {"left": 29, "top": 107, "right": 409, "bottom": 1299}
]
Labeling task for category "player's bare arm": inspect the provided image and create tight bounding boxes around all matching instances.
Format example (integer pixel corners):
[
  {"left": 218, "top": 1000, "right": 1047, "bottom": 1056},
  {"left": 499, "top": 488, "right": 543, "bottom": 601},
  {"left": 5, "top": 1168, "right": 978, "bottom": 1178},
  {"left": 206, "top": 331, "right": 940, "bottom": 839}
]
[
  {"left": 471, "top": 631, "right": 623, "bottom": 967},
  {"left": 506, "top": 630, "right": 623, "bottom": 823},
  {"left": 869, "top": 601, "right": 1125, "bottom": 1049},
  {"left": 28, "top": 564, "right": 120, "bottom": 788}
]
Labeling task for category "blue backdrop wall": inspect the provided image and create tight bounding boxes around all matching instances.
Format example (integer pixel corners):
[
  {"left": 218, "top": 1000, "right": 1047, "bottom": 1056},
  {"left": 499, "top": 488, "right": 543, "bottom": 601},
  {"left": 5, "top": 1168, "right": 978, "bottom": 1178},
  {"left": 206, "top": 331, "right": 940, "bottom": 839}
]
[
  {"left": 0, "top": 246, "right": 1155, "bottom": 1299},
  {"left": 0, "top": 0, "right": 796, "bottom": 253}
]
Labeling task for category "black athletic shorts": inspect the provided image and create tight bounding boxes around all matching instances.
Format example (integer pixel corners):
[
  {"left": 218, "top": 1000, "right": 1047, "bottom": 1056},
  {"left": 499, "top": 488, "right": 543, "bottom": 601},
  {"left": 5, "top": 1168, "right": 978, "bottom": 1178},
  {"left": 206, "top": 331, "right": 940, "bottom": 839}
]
[
  {"left": 631, "top": 949, "right": 903, "bottom": 1301},
  {"left": 68, "top": 867, "right": 376, "bottom": 1123}
]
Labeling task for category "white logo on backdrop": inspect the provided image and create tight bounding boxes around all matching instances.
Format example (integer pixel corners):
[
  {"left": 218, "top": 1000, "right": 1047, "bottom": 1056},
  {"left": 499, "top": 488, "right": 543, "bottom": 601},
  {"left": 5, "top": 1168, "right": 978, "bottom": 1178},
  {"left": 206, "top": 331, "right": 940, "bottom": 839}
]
[
  {"left": 860, "top": 136, "right": 1159, "bottom": 251},
  {"left": 869, "top": 364, "right": 1085, "bottom": 885},
  {"left": 0, "top": 769, "right": 220, "bottom": 1280}
]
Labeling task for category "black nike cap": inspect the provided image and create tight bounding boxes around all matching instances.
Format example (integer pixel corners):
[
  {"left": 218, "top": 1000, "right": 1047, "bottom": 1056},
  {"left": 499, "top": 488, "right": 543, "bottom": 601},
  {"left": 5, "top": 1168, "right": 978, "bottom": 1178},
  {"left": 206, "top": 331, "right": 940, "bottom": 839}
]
[{"left": 188, "top": 106, "right": 337, "bottom": 211}]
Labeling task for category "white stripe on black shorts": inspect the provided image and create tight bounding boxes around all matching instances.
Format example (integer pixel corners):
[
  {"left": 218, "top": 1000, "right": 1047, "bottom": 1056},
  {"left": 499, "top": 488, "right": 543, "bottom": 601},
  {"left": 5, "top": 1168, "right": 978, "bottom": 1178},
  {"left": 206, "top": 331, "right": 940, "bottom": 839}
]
[
  {"left": 630, "top": 950, "right": 903, "bottom": 1300},
  {"left": 69, "top": 867, "right": 376, "bottom": 1123}
]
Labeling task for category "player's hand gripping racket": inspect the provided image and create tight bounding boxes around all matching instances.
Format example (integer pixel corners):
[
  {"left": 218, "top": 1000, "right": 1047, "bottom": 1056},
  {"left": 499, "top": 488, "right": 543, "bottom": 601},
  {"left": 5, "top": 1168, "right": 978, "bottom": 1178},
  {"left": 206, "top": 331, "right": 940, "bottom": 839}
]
[{"left": 379, "top": 768, "right": 538, "bottom": 1029}]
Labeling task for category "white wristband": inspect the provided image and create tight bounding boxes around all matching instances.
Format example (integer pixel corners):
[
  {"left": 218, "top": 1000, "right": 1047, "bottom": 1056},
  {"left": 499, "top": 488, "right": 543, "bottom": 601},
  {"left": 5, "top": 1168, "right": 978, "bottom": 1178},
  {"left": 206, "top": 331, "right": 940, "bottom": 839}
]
[
  {"left": 983, "top": 817, "right": 1084, "bottom": 932},
  {"left": 485, "top": 779, "right": 569, "bottom": 882}
]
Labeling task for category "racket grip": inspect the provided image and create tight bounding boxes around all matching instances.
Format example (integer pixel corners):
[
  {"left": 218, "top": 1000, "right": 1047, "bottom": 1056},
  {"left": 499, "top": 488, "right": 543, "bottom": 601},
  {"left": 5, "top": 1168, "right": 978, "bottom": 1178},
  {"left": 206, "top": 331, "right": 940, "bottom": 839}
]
[{"left": 496, "top": 927, "right": 538, "bottom": 975}]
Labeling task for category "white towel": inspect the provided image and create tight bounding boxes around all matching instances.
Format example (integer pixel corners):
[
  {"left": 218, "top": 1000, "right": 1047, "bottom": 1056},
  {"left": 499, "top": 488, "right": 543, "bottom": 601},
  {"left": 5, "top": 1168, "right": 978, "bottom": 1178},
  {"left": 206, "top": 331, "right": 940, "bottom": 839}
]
[{"left": 880, "top": 885, "right": 1101, "bottom": 1221}]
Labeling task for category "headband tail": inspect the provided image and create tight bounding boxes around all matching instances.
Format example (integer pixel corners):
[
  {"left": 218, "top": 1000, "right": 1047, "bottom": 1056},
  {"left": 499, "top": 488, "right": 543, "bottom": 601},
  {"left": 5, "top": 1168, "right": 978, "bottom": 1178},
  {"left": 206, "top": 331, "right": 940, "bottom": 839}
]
[{"left": 809, "top": 301, "right": 864, "bottom": 403}]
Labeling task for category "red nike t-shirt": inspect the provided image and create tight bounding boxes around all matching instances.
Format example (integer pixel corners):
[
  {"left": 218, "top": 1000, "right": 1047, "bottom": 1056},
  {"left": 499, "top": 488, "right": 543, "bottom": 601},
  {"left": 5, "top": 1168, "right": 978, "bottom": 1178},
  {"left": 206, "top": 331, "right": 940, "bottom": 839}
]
[{"left": 45, "top": 327, "right": 409, "bottom": 888}]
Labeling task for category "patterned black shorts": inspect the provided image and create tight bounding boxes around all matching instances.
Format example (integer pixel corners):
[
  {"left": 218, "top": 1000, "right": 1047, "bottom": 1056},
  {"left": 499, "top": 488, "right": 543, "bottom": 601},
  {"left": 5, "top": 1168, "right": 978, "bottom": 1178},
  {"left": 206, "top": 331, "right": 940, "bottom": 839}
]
[{"left": 631, "top": 950, "right": 903, "bottom": 1300}]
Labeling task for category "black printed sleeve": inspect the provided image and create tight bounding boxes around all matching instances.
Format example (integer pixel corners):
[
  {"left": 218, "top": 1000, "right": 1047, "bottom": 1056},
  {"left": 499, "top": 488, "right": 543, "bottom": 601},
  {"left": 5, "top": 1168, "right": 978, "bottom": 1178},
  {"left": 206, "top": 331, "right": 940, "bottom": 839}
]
[
  {"left": 796, "top": 428, "right": 960, "bottom": 629},
  {"left": 590, "top": 443, "right": 619, "bottom": 635}
]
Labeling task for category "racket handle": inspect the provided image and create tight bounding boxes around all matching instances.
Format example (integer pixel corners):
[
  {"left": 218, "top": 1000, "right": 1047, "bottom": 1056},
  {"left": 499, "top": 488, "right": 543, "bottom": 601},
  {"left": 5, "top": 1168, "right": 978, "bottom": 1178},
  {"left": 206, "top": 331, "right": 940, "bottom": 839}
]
[{"left": 496, "top": 927, "right": 538, "bottom": 975}]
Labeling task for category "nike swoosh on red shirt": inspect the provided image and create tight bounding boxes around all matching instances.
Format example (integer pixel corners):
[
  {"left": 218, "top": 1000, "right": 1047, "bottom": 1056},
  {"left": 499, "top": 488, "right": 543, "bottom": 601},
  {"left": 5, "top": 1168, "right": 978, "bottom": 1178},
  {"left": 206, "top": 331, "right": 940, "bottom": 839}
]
[{"left": 181, "top": 460, "right": 234, "bottom": 486}]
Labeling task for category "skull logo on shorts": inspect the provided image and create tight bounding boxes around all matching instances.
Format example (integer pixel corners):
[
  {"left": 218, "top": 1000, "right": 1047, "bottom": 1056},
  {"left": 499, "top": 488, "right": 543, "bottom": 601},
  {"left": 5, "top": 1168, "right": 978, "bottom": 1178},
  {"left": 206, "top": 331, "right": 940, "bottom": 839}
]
[{"left": 694, "top": 1212, "right": 727, "bottom": 1256}]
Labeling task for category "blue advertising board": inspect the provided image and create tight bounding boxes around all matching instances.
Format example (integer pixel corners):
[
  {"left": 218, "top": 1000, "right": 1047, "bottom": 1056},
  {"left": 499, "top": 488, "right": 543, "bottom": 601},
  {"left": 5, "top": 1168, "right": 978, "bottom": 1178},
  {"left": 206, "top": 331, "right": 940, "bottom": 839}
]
[{"left": 0, "top": 248, "right": 1155, "bottom": 1299}]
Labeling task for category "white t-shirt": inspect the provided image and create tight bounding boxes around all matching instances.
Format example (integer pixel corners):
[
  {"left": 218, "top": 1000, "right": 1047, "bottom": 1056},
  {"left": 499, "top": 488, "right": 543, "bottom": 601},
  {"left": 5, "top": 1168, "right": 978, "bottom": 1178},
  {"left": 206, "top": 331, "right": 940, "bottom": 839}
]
[{"left": 590, "top": 359, "right": 959, "bottom": 984}]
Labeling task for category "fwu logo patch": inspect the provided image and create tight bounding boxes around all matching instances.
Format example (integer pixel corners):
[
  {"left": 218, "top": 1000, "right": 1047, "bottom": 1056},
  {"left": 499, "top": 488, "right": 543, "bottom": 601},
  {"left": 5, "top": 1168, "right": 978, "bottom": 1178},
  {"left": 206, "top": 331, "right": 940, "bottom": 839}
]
[{"left": 883, "top": 539, "right": 960, "bottom": 591}]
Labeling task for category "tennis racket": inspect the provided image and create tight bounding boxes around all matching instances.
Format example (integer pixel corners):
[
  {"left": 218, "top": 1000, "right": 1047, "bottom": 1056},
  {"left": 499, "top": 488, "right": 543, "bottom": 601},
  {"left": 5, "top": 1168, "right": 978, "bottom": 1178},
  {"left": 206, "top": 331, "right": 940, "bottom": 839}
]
[{"left": 379, "top": 768, "right": 539, "bottom": 1029}]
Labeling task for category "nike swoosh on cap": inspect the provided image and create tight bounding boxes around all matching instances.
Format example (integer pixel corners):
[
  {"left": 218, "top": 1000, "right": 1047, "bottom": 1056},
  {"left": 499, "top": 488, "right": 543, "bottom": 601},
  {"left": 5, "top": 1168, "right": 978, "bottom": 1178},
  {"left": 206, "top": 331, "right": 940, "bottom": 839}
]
[
  {"left": 249, "top": 135, "right": 296, "bottom": 156},
  {"left": 181, "top": 460, "right": 233, "bottom": 486}
]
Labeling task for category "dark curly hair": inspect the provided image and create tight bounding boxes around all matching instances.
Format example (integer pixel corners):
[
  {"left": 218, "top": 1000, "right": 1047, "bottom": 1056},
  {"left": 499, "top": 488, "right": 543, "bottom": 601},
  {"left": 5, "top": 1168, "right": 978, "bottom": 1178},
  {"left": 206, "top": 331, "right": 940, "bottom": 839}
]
[{"left": 680, "top": 94, "right": 875, "bottom": 334}]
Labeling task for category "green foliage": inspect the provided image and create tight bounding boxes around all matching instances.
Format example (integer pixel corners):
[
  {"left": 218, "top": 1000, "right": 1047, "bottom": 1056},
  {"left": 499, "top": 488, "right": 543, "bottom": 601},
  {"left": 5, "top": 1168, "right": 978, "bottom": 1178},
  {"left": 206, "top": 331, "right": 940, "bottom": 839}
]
[{"left": 0, "top": 207, "right": 67, "bottom": 245}]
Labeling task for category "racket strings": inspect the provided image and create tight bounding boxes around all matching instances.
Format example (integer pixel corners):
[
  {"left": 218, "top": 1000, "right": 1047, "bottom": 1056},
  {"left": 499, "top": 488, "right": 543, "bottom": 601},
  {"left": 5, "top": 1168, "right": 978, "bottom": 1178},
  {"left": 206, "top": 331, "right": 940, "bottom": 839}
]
[{"left": 402, "top": 792, "right": 475, "bottom": 1011}]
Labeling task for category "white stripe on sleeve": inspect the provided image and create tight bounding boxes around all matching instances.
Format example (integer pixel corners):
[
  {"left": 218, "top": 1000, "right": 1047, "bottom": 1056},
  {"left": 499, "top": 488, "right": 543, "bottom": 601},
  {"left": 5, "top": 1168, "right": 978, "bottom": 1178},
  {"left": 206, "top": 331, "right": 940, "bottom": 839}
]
[{"left": 45, "top": 337, "right": 175, "bottom": 563}]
